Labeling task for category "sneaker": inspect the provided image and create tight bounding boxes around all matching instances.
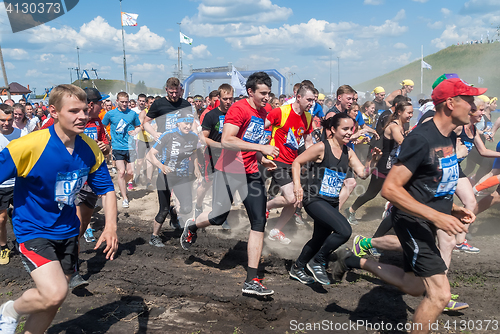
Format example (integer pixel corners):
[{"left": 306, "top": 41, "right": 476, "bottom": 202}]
[
  {"left": 180, "top": 219, "right": 197, "bottom": 250},
  {"left": 127, "top": 182, "right": 134, "bottom": 191},
  {"left": 0, "top": 248, "right": 10, "bottom": 265},
  {"left": 149, "top": 235, "right": 165, "bottom": 248},
  {"left": 454, "top": 240, "right": 480, "bottom": 253},
  {"left": 382, "top": 201, "right": 393, "bottom": 220},
  {"left": 294, "top": 213, "right": 305, "bottom": 226},
  {"left": 242, "top": 278, "right": 274, "bottom": 296},
  {"left": 194, "top": 206, "right": 203, "bottom": 220},
  {"left": 111, "top": 167, "right": 117, "bottom": 174},
  {"left": 146, "top": 182, "right": 154, "bottom": 191},
  {"left": 221, "top": 220, "right": 231, "bottom": 230},
  {"left": 69, "top": 272, "right": 89, "bottom": 290},
  {"left": 352, "top": 235, "right": 367, "bottom": 257},
  {"left": 122, "top": 199, "right": 129, "bottom": 208},
  {"left": 289, "top": 265, "right": 315, "bottom": 285},
  {"left": 268, "top": 229, "right": 291, "bottom": 245},
  {"left": 266, "top": 210, "right": 270, "bottom": 219},
  {"left": 331, "top": 247, "right": 352, "bottom": 282},
  {"left": 444, "top": 300, "right": 469, "bottom": 312},
  {"left": 84, "top": 228, "right": 96, "bottom": 243},
  {"left": 306, "top": 259, "right": 330, "bottom": 285},
  {"left": 0, "top": 301, "right": 18, "bottom": 333},
  {"left": 368, "top": 247, "right": 382, "bottom": 257},
  {"left": 344, "top": 208, "right": 358, "bottom": 225}
]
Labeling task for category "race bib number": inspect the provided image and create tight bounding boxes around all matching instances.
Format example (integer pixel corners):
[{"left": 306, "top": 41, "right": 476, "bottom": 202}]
[
  {"left": 165, "top": 113, "right": 178, "bottom": 132},
  {"left": 436, "top": 154, "right": 459, "bottom": 197},
  {"left": 242, "top": 116, "right": 264, "bottom": 143},
  {"left": 218, "top": 115, "right": 225, "bottom": 134},
  {"left": 84, "top": 127, "right": 98, "bottom": 140},
  {"left": 284, "top": 128, "right": 299, "bottom": 150},
  {"left": 319, "top": 168, "right": 346, "bottom": 198},
  {"left": 260, "top": 130, "right": 272, "bottom": 145},
  {"left": 116, "top": 118, "right": 129, "bottom": 134},
  {"left": 55, "top": 168, "right": 90, "bottom": 209}
]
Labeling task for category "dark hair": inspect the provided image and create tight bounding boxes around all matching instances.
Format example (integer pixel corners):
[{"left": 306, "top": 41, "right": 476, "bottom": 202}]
[
  {"left": 384, "top": 101, "right": 413, "bottom": 131},
  {"left": 138, "top": 93, "right": 147, "bottom": 99},
  {"left": 246, "top": 72, "right": 272, "bottom": 93},
  {"left": 419, "top": 98, "right": 432, "bottom": 106},
  {"left": 321, "top": 113, "right": 351, "bottom": 131},
  {"left": 301, "top": 79, "right": 314, "bottom": 88},
  {"left": 297, "top": 84, "right": 314, "bottom": 97},
  {"left": 279, "top": 94, "right": 286, "bottom": 99},
  {"left": 0, "top": 104, "right": 14, "bottom": 114},
  {"left": 392, "top": 95, "right": 410, "bottom": 107},
  {"left": 208, "top": 90, "right": 219, "bottom": 99}
]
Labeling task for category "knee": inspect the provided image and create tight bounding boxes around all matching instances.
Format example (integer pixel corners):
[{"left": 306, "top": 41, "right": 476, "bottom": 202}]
[
  {"left": 250, "top": 217, "right": 266, "bottom": 232},
  {"left": 339, "top": 225, "right": 352, "bottom": 242},
  {"left": 283, "top": 192, "right": 295, "bottom": 204},
  {"left": 155, "top": 209, "right": 169, "bottom": 224},
  {"left": 345, "top": 178, "right": 357, "bottom": 187},
  {"left": 42, "top": 285, "right": 68, "bottom": 309},
  {"left": 118, "top": 169, "right": 126, "bottom": 178},
  {"left": 209, "top": 212, "right": 229, "bottom": 226}
]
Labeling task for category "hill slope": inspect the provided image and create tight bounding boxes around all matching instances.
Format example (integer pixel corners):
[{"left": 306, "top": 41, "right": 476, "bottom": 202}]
[{"left": 354, "top": 42, "right": 500, "bottom": 98}]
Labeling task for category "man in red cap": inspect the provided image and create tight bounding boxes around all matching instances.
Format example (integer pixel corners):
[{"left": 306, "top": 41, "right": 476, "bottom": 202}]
[{"left": 330, "top": 74, "right": 486, "bottom": 334}]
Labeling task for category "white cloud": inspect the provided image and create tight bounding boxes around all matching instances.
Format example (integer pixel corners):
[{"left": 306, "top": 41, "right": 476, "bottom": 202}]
[
  {"left": 394, "top": 43, "right": 407, "bottom": 49},
  {"left": 431, "top": 24, "right": 465, "bottom": 49},
  {"left": 393, "top": 9, "right": 406, "bottom": 21},
  {"left": 111, "top": 55, "right": 139, "bottom": 65},
  {"left": 427, "top": 21, "right": 443, "bottom": 29},
  {"left": 39, "top": 54, "right": 53, "bottom": 62},
  {"left": 129, "top": 63, "right": 165, "bottom": 72},
  {"left": 187, "top": 44, "right": 212, "bottom": 60},
  {"left": 383, "top": 52, "right": 412, "bottom": 66},
  {"left": 364, "top": 0, "right": 384, "bottom": 4},
  {"left": 166, "top": 47, "right": 178, "bottom": 60},
  {"left": 461, "top": 0, "right": 500, "bottom": 14},
  {"left": 5, "top": 62, "right": 15, "bottom": 70},
  {"left": 3, "top": 48, "right": 29, "bottom": 60},
  {"left": 26, "top": 69, "right": 42, "bottom": 77},
  {"left": 441, "top": 8, "right": 452, "bottom": 16}
]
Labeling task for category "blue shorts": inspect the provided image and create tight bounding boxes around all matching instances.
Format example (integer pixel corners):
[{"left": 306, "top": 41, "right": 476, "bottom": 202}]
[{"left": 492, "top": 141, "right": 500, "bottom": 169}]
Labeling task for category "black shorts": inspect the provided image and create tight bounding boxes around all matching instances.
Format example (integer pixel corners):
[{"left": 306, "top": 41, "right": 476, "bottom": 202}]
[
  {"left": 392, "top": 209, "right": 447, "bottom": 277},
  {"left": 270, "top": 161, "right": 293, "bottom": 187},
  {"left": 0, "top": 187, "right": 14, "bottom": 211},
  {"left": 112, "top": 149, "right": 136, "bottom": 163},
  {"left": 136, "top": 140, "right": 151, "bottom": 159},
  {"left": 17, "top": 236, "right": 78, "bottom": 275},
  {"left": 74, "top": 183, "right": 99, "bottom": 209}
]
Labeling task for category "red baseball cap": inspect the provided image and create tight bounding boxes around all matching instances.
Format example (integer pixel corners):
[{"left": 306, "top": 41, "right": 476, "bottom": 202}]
[{"left": 431, "top": 77, "right": 487, "bottom": 105}]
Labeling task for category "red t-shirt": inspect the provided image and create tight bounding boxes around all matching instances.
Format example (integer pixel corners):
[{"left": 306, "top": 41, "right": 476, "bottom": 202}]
[
  {"left": 83, "top": 118, "right": 109, "bottom": 145},
  {"left": 200, "top": 100, "right": 221, "bottom": 124},
  {"left": 267, "top": 105, "right": 313, "bottom": 164},
  {"left": 215, "top": 99, "right": 271, "bottom": 174},
  {"left": 40, "top": 117, "right": 54, "bottom": 129}
]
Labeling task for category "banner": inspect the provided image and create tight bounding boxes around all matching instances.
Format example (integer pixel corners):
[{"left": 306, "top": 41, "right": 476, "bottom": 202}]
[
  {"left": 180, "top": 32, "right": 193, "bottom": 45},
  {"left": 231, "top": 66, "right": 247, "bottom": 96},
  {"left": 121, "top": 12, "right": 138, "bottom": 26},
  {"left": 421, "top": 60, "right": 432, "bottom": 70}
]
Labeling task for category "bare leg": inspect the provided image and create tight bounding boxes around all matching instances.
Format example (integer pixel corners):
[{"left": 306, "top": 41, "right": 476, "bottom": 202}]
[
  {"left": 339, "top": 178, "right": 356, "bottom": 210},
  {"left": 371, "top": 235, "right": 403, "bottom": 252},
  {"left": 247, "top": 230, "right": 264, "bottom": 269},
  {"left": 476, "top": 190, "right": 500, "bottom": 215},
  {"left": 115, "top": 160, "right": 128, "bottom": 201},
  {"left": 454, "top": 177, "right": 476, "bottom": 244},
  {"left": 76, "top": 204, "right": 93, "bottom": 239},
  {"left": 0, "top": 210, "right": 7, "bottom": 247}
]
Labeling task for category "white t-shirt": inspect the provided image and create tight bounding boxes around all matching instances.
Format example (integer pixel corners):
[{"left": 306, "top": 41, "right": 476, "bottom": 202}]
[{"left": 0, "top": 128, "right": 22, "bottom": 188}]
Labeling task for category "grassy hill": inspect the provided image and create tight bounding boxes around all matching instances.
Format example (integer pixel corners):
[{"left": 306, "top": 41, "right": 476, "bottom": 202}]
[
  {"left": 354, "top": 42, "right": 500, "bottom": 98},
  {"left": 71, "top": 79, "right": 164, "bottom": 95}
]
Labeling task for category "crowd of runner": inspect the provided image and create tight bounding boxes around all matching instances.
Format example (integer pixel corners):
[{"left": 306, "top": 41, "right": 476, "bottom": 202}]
[{"left": 0, "top": 72, "right": 497, "bottom": 333}]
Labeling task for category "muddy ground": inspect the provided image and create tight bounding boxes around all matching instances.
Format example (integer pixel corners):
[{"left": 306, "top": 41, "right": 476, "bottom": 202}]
[{"left": 1, "top": 173, "right": 500, "bottom": 334}]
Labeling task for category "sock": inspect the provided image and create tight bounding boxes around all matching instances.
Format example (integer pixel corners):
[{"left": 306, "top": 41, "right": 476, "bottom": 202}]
[
  {"left": 475, "top": 176, "right": 500, "bottom": 192},
  {"left": 2, "top": 301, "right": 20, "bottom": 321},
  {"left": 246, "top": 267, "right": 258, "bottom": 282},
  {"left": 344, "top": 254, "right": 361, "bottom": 269},
  {"left": 360, "top": 238, "right": 373, "bottom": 250},
  {"left": 188, "top": 224, "right": 198, "bottom": 233}
]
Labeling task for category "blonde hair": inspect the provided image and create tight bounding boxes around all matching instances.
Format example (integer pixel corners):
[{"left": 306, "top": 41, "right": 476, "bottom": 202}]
[{"left": 49, "top": 84, "right": 87, "bottom": 112}]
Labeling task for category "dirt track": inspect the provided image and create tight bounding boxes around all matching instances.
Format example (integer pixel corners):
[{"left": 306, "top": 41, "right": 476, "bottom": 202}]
[{"left": 1, "top": 176, "right": 499, "bottom": 334}]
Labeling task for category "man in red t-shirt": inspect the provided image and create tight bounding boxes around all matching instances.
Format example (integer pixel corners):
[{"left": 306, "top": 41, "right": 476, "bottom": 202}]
[
  {"left": 265, "top": 84, "right": 315, "bottom": 244},
  {"left": 199, "top": 90, "right": 220, "bottom": 124},
  {"left": 181, "top": 72, "right": 278, "bottom": 296}
]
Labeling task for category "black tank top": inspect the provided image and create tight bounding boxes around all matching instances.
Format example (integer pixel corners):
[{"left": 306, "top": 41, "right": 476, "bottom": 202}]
[
  {"left": 303, "top": 139, "right": 350, "bottom": 205},
  {"left": 458, "top": 125, "right": 476, "bottom": 163},
  {"left": 377, "top": 122, "right": 399, "bottom": 174}
]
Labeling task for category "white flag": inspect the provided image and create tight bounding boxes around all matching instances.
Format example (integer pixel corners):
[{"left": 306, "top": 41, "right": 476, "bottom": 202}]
[
  {"left": 231, "top": 66, "right": 247, "bottom": 96},
  {"left": 121, "top": 12, "right": 138, "bottom": 26},
  {"left": 421, "top": 60, "right": 432, "bottom": 70},
  {"left": 180, "top": 32, "right": 193, "bottom": 45},
  {"left": 478, "top": 76, "right": 484, "bottom": 84}
]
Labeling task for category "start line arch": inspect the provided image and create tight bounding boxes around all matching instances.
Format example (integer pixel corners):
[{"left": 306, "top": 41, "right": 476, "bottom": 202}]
[{"left": 182, "top": 69, "right": 286, "bottom": 98}]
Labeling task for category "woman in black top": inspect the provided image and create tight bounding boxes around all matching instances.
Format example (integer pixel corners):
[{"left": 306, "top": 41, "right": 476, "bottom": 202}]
[
  {"left": 289, "top": 113, "right": 381, "bottom": 285},
  {"left": 346, "top": 101, "right": 413, "bottom": 222}
]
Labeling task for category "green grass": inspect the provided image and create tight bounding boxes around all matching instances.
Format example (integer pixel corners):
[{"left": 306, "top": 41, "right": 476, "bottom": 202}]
[{"left": 355, "top": 42, "right": 500, "bottom": 97}]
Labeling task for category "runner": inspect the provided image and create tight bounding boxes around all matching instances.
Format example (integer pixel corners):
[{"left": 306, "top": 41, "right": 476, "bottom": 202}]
[
  {"left": 133, "top": 93, "right": 154, "bottom": 189},
  {"left": 289, "top": 113, "right": 381, "bottom": 285},
  {"left": 265, "top": 83, "right": 315, "bottom": 244},
  {"left": 0, "top": 84, "right": 118, "bottom": 334},
  {"left": 331, "top": 75, "right": 484, "bottom": 333},
  {"left": 0, "top": 105, "right": 21, "bottom": 265},
  {"left": 385, "top": 79, "right": 414, "bottom": 106},
  {"left": 180, "top": 72, "right": 279, "bottom": 296}
]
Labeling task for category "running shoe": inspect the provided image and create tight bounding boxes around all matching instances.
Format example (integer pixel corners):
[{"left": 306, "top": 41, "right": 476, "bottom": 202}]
[
  {"left": 221, "top": 220, "right": 231, "bottom": 230},
  {"left": 454, "top": 240, "right": 480, "bottom": 253},
  {"left": 122, "top": 199, "right": 129, "bottom": 208},
  {"left": 344, "top": 208, "right": 358, "bottom": 225},
  {"left": 268, "top": 229, "right": 291, "bottom": 245},
  {"left": 294, "top": 212, "right": 305, "bottom": 226},
  {"left": 84, "top": 228, "right": 96, "bottom": 243},
  {"left": 444, "top": 300, "right": 469, "bottom": 312},
  {"left": 331, "top": 247, "right": 353, "bottom": 282},
  {"left": 0, "top": 301, "right": 18, "bottom": 334},
  {"left": 242, "top": 278, "right": 274, "bottom": 296},
  {"left": 266, "top": 210, "right": 270, "bottom": 219},
  {"left": 149, "top": 235, "right": 165, "bottom": 248},
  {"left": 289, "top": 265, "right": 315, "bottom": 285},
  {"left": 127, "top": 182, "right": 134, "bottom": 191},
  {"left": 306, "top": 259, "right": 330, "bottom": 285},
  {"left": 111, "top": 167, "right": 117, "bottom": 174},
  {"left": 382, "top": 201, "right": 393, "bottom": 220},
  {"left": 69, "top": 272, "right": 89, "bottom": 290},
  {"left": 368, "top": 247, "right": 382, "bottom": 257},
  {"left": 146, "top": 183, "right": 154, "bottom": 191},
  {"left": 352, "top": 235, "right": 367, "bottom": 257},
  {"left": 0, "top": 248, "right": 10, "bottom": 265},
  {"left": 180, "top": 219, "right": 197, "bottom": 250}
]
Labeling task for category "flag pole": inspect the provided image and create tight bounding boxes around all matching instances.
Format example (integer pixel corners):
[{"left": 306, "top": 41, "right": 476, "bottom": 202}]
[
  {"left": 120, "top": 0, "right": 128, "bottom": 93},
  {"left": 420, "top": 45, "right": 423, "bottom": 94},
  {"left": 177, "top": 23, "right": 182, "bottom": 80}
]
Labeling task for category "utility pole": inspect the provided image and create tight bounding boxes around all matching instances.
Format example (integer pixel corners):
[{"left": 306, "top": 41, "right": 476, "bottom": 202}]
[
  {"left": 329, "top": 47, "right": 332, "bottom": 96},
  {"left": 337, "top": 56, "right": 340, "bottom": 88},
  {"left": 76, "top": 46, "right": 81, "bottom": 87},
  {"left": 177, "top": 22, "right": 182, "bottom": 80},
  {"left": 68, "top": 68, "right": 73, "bottom": 83},
  {"left": 0, "top": 44, "right": 10, "bottom": 99},
  {"left": 120, "top": 0, "right": 128, "bottom": 93}
]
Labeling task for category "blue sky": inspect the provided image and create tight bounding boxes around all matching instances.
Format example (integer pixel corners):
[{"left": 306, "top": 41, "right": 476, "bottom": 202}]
[{"left": 0, "top": 0, "right": 499, "bottom": 97}]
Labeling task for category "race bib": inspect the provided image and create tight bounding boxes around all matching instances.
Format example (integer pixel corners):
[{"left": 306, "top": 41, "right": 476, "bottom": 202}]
[
  {"left": 218, "top": 115, "right": 225, "bottom": 134},
  {"left": 165, "top": 113, "right": 178, "bottom": 132},
  {"left": 319, "top": 168, "right": 346, "bottom": 198},
  {"left": 260, "top": 130, "right": 272, "bottom": 145},
  {"left": 116, "top": 118, "right": 129, "bottom": 134},
  {"left": 55, "top": 168, "right": 90, "bottom": 210},
  {"left": 436, "top": 154, "right": 459, "bottom": 197},
  {"left": 242, "top": 116, "right": 264, "bottom": 143},
  {"left": 284, "top": 128, "right": 299, "bottom": 150},
  {"left": 84, "top": 127, "right": 98, "bottom": 140}
]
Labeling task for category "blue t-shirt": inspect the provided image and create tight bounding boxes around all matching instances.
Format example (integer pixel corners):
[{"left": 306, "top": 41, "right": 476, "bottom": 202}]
[
  {"left": 0, "top": 126, "right": 114, "bottom": 243},
  {"left": 102, "top": 108, "right": 141, "bottom": 151},
  {"left": 355, "top": 110, "right": 365, "bottom": 127},
  {"left": 310, "top": 103, "right": 324, "bottom": 118}
]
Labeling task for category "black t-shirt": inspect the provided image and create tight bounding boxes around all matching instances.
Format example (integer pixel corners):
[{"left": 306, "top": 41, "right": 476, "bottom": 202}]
[
  {"left": 325, "top": 105, "right": 343, "bottom": 117},
  {"left": 153, "top": 128, "right": 198, "bottom": 179},
  {"left": 417, "top": 110, "right": 435, "bottom": 126},
  {"left": 201, "top": 107, "right": 225, "bottom": 159},
  {"left": 373, "top": 99, "right": 388, "bottom": 114},
  {"left": 146, "top": 97, "right": 192, "bottom": 133},
  {"left": 395, "top": 119, "right": 458, "bottom": 216}
]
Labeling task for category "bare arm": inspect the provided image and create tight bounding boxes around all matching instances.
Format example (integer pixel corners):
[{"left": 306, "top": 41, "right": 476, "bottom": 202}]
[
  {"left": 94, "top": 191, "right": 119, "bottom": 260},
  {"left": 146, "top": 146, "right": 171, "bottom": 174},
  {"left": 388, "top": 123, "right": 405, "bottom": 145},
  {"left": 348, "top": 146, "right": 382, "bottom": 179},
  {"left": 304, "top": 133, "right": 314, "bottom": 149},
  {"left": 291, "top": 142, "right": 325, "bottom": 205},
  {"left": 202, "top": 129, "right": 222, "bottom": 149},
  {"left": 360, "top": 123, "right": 380, "bottom": 140},
  {"left": 474, "top": 131, "right": 500, "bottom": 158},
  {"left": 221, "top": 123, "right": 279, "bottom": 157},
  {"left": 143, "top": 115, "right": 161, "bottom": 141}
]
